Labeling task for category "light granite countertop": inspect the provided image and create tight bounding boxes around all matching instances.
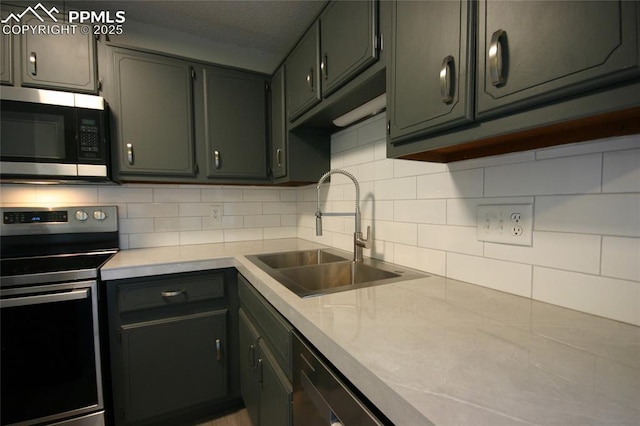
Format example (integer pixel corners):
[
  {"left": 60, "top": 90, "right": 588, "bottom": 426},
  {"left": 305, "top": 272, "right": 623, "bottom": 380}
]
[{"left": 101, "top": 238, "right": 640, "bottom": 425}]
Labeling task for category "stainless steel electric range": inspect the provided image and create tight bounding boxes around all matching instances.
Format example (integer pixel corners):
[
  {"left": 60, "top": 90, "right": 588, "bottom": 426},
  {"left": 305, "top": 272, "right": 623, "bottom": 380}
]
[{"left": 0, "top": 206, "right": 119, "bottom": 426}]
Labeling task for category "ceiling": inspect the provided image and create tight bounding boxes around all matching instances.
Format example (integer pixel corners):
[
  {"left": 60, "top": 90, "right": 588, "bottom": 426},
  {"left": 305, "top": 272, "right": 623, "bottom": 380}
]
[{"left": 66, "top": 0, "right": 327, "bottom": 67}]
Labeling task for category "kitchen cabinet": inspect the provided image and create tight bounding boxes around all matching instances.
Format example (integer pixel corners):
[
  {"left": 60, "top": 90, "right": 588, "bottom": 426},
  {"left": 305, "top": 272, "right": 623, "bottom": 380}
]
[
  {"left": 476, "top": 0, "right": 640, "bottom": 119},
  {"left": 270, "top": 65, "right": 331, "bottom": 184},
  {"left": 202, "top": 66, "right": 268, "bottom": 180},
  {"left": 238, "top": 274, "right": 293, "bottom": 426},
  {"left": 105, "top": 269, "right": 240, "bottom": 425},
  {"left": 0, "top": 9, "right": 12, "bottom": 85},
  {"left": 112, "top": 48, "right": 196, "bottom": 178},
  {"left": 20, "top": 14, "right": 97, "bottom": 93},
  {"left": 388, "top": 0, "right": 474, "bottom": 141},
  {"left": 387, "top": 0, "right": 640, "bottom": 163},
  {"left": 271, "top": 66, "right": 287, "bottom": 179},
  {"left": 286, "top": 21, "right": 321, "bottom": 121},
  {"left": 320, "top": 0, "right": 378, "bottom": 97},
  {"left": 286, "top": 0, "right": 380, "bottom": 123}
]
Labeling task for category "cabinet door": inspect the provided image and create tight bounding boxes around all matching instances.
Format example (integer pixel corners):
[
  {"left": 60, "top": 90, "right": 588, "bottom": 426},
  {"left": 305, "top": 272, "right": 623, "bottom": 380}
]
[
  {"left": 320, "top": 0, "right": 378, "bottom": 97},
  {"left": 271, "top": 66, "right": 287, "bottom": 179},
  {"left": 20, "top": 15, "right": 97, "bottom": 93},
  {"left": 239, "top": 309, "right": 260, "bottom": 426},
  {"left": 120, "top": 310, "right": 228, "bottom": 423},
  {"left": 477, "top": 0, "right": 640, "bottom": 118},
  {"left": 0, "top": 9, "right": 12, "bottom": 85},
  {"left": 204, "top": 66, "right": 268, "bottom": 180},
  {"left": 258, "top": 340, "right": 293, "bottom": 426},
  {"left": 286, "top": 22, "right": 321, "bottom": 121},
  {"left": 388, "top": 0, "right": 474, "bottom": 142},
  {"left": 114, "top": 50, "right": 196, "bottom": 177}
]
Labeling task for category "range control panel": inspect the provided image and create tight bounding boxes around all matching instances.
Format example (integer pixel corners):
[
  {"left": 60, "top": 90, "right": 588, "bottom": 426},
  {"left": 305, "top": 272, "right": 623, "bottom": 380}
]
[{"left": 1, "top": 206, "right": 118, "bottom": 236}]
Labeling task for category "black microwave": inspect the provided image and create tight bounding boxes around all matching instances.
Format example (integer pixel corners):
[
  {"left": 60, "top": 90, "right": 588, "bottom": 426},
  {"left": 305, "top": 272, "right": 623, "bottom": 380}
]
[{"left": 1, "top": 87, "right": 110, "bottom": 183}]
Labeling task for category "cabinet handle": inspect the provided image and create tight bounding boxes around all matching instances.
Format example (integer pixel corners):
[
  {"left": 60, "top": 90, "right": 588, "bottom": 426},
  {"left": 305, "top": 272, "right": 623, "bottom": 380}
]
[
  {"left": 126, "top": 143, "right": 134, "bottom": 165},
  {"left": 213, "top": 150, "right": 221, "bottom": 169},
  {"left": 276, "top": 148, "right": 282, "bottom": 167},
  {"left": 160, "top": 289, "right": 186, "bottom": 297},
  {"left": 321, "top": 55, "right": 328, "bottom": 80},
  {"left": 257, "top": 358, "right": 263, "bottom": 384},
  {"left": 440, "top": 55, "right": 455, "bottom": 104},
  {"left": 249, "top": 344, "right": 256, "bottom": 367},
  {"left": 306, "top": 69, "right": 314, "bottom": 91},
  {"left": 489, "top": 29, "right": 506, "bottom": 87},
  {"left": 216, "top": 339, "right": 222, "bottom": 361},
  {"left": 29, "top": 52, "right": 37, "bottom": 76}
]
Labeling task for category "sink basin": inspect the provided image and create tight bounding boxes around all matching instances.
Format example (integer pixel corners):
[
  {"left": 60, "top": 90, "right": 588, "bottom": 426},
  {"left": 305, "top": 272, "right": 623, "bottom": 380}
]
[
  {"left": 247, "top": 249, "right": 428, "bottom": 298},
  {"left": 255, "top": 249, "right": 347, "bottom": 269}
]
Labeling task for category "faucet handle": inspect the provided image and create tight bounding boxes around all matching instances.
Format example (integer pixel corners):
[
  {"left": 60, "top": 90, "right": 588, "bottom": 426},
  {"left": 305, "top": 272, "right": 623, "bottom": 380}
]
[{"left": 363, "top": 226, "right": 372, "bottom": 249}]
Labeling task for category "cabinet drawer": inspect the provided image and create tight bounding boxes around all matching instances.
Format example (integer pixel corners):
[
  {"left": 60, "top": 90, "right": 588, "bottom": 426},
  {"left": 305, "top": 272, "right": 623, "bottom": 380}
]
[
  {"left": 117, "top": 272, "right": 225, "bottom": 313},
  {"left": 238, "top": 274, "right": 293, "bottom": 378}
]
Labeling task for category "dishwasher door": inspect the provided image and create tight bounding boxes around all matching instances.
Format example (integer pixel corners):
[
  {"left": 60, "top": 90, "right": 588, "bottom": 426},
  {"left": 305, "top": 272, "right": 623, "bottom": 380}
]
[{"left": 292, "top": 332, "right": 388, "bottom": 426}]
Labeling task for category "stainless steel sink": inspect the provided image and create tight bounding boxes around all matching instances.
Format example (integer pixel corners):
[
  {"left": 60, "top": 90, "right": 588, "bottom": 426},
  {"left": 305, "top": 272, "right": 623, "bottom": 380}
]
[
  {"left": 255, "top": 249, "right": 347, "bottom": 269},
  {"left": 247, "top": 249, "right": 428, "bottom": 298}
]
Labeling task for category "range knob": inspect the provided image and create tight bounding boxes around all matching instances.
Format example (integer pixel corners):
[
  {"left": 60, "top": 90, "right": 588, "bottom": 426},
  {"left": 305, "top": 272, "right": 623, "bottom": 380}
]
[
  {"left": 75, "top": 210, "right": 89, "bottom": 222},
  {"left": 93, "top": 210, "right": 107, "bottom": 221}
]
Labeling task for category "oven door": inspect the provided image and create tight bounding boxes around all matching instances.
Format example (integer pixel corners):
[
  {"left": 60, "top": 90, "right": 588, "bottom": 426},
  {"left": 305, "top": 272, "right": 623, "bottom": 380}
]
[{"left": 0, "top": 281, "right": 105, "bottom": 426}]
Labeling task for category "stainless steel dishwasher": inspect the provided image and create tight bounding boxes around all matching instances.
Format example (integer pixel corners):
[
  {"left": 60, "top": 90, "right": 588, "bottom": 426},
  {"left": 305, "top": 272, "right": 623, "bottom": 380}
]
[{"left": 292, "top": 332, "right": 390, "bottom": 426}]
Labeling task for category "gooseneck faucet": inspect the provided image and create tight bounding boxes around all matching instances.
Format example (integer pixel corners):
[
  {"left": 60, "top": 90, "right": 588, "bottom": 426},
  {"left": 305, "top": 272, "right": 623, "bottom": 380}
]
[{"left": 316, "top": 169, "right": 371, "bottom": 262}]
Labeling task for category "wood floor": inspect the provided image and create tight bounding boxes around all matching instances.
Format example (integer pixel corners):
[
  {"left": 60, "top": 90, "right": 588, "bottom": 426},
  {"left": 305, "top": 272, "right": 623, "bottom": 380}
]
[{"left": 196, "top": 408, "right": 252, "bottom": 426}]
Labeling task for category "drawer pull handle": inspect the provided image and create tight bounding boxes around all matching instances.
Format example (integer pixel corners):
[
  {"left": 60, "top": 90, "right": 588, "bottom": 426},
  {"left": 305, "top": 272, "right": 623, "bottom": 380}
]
[
  {"left": 440, "top": 55, "right": 455, "bottom": 104},
  {"left": 29, "top": 52, "right": 37, "bottom": 76},
  {"left": 126, "top": 143, "right": 134, "bottom": 165},
  {"left": 276, "top": 148, "right": 282, "bottom": 167},
  {"left": 161, "top": 289, "right": 186, "bottom": 298},
  {"left": 216, "top": 339, "right": 222, "bottom": 361},
  {"left": 249, "top": 344, "right": 256, "bottom": 367},
  {"left": 306, "top": 69, "right": 314, "bottom": 91},
  {"left": 489, "top": 29, "right": 506, "bottom": 87},
  {"left": 321, "top": 55, "right": 328, "bottom": 80},
  {"left": 214, "top": 150, "right": 221, "bottom": 169}
]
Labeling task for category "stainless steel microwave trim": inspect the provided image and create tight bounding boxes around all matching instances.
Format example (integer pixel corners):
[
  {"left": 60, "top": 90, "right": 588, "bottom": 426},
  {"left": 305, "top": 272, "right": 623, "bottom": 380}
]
[
  {"left": 78, "top": 164, "right": 108, "bottom": 177},
  {"left": 0, "top": 86, "right": 105, "bottom": 110},
  {"left": 0, "top": 161, "right": 79, "bottom": 177}
]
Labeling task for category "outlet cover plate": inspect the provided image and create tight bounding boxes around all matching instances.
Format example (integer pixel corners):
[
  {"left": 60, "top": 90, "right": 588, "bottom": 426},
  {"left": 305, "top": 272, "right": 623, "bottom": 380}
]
[
  {"left": 477, "top": 204, "right": 533, "bottom": 246},
  {"left": 210, "top": 203, "right": 223, "bottom": 223}
]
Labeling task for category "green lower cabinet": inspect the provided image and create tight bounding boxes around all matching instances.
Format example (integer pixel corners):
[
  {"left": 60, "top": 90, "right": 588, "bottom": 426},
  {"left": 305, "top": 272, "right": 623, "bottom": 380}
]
[
  {"left": 239, "top": 307, "right": 292, "bottom": 426},
  {"left": 121, "top": 311, "right": 228, "bottom": 423}
]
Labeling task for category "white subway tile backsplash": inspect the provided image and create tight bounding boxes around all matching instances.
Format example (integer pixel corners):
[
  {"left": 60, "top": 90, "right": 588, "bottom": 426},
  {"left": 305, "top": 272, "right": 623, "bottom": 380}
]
[
  {"left": 394, "top": 200, "right": 447, "bottom": 224},
  {"left": 129, "top": 232, "right": 179, "bottom": 249},
  {"left": 535, "top": 194, "right": 640, "bottom": 237},
  {"left": 447, "top": 254, "right": 533, "bottom": 298},
  {"left": 263, "top": 202, "right": 297, "bottom": 215},
  {"left": 535, "top": 134, "right": 640, "bottom": 160},
  {"left": 119, "top": 218, "right": 154, "bottom": 234},
  {"left": 394, "top": 159, "right": 447, "bottom": 177},
  {"left": 263, "top": 226, "right": 297, "bottom": 240},
  {"left": 446, "top": 197, "right": 534, "bottom": 226},
  {"left": 448, "top": 151, "right": 535, "bottom": 172},
  {"left": 418, "top": 224, "right": 483, "bottom": 256},
  {"left": 602, "top": 149, "right": 640, "bottom": 193},
  {"left": 201, "top": 188, "right": 243, "bottom": 202},
  {"left": 533, "top": 267, "right": 640, "bottom": 326},
  {"left": 244, "top": 215, "right": 281, "bottom": 228},
  {"left": 342, "top": 142, "right": 375, "bottom": 166},
  {"left": 485, "top": 231, "right": 602, "bottom": 274},
  {"left": 202, "top": 215, "right": 243, "bottom": 230},
  {"left": 601, "top": 237, "right": 640, "bottom": 282},
  {"left": 224, "top": 228, "right": 262, "bottom": 242},
  {"left": 243, "top": 188, "right": 280, "bottom": 202},
  {"left": 374, "top": 177, "right": 416, "bottom": 200},
  {"left": 393, "top": 244, "right": 446, "bottom": 276},
  {"left": 417, "top": 169, "right": 484, "bottom": 199},
  {"left": 153, "top": 188, "right": 201, "bottom": 202},
  {"left": 357, "top": 114, "right": 386, "bottom": 145},
  {"left": 178, "top": 203, "right": 212, "bottom": 217},
  {"left": 179, "top": 229, "right": 224, "bottom": 245},
  {"left": 332, "top": 128, "right": 358, "bottom": 153},
  {"left": 223, "top": 202, "right": 262, "bottom": 215},
  {"left": 127, "top": 203, "right": 178, "bottom": 218},
  {"left": 99, "top": 186, "right": 153, "bottom": 203},
  {"left": 485, "top": 154, "right": 602, "bottom": 196},
  {"left": 374, "top": 221, "right": 418, "bottom": 246},
  {"left": 155, "top": 217, "right": 201, "bottom": 232}
]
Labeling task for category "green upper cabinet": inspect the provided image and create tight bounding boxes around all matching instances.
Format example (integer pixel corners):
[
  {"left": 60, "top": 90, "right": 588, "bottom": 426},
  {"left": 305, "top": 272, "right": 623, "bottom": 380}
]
[
  {"left": 286, "top": 21, "right": 321, "bottom": 121},
  {"left": 388, "top": 0, "right": 474, "bottom": 142},
  {"left": 20, "top": 14, "right": 97, "bottom": 93},
  {"left": 271, "top": 66, "right": 287, "bottom": 180},
  {"left": 0, "top": 9, "right": 12, "bottom": 85},
  {"left": 476, "top": 0, "right": 640, "bottom": 118},
  {"left": 113, "top": 49, "right": 196, "bottom": 177},
  {"left": 320, "top": 0, "right": 378, "bottom": 97},
  {"left": 203, "top": 66, "right": 268, "bottom": 180}
]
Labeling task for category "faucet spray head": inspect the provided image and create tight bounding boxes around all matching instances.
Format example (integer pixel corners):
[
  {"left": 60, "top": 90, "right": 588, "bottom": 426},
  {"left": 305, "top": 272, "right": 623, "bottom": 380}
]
[{"left": 315, "top": 211, "right": 323, "bottom": 236}]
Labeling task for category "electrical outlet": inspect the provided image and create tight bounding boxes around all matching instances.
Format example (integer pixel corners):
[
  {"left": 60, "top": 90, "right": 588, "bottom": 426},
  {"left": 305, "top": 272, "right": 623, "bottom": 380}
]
[
  {"left": 477, "top": 204, "right": 533, "bottom": 246},
  {"left": 210, "top": 204, "right": 223, "bottom": 223}
]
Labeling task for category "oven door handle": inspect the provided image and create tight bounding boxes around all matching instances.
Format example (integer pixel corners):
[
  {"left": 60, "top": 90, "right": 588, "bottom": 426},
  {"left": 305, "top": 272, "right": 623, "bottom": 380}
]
[{"left": 0, "top": 289, "right": 89, "bottom": 308}]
